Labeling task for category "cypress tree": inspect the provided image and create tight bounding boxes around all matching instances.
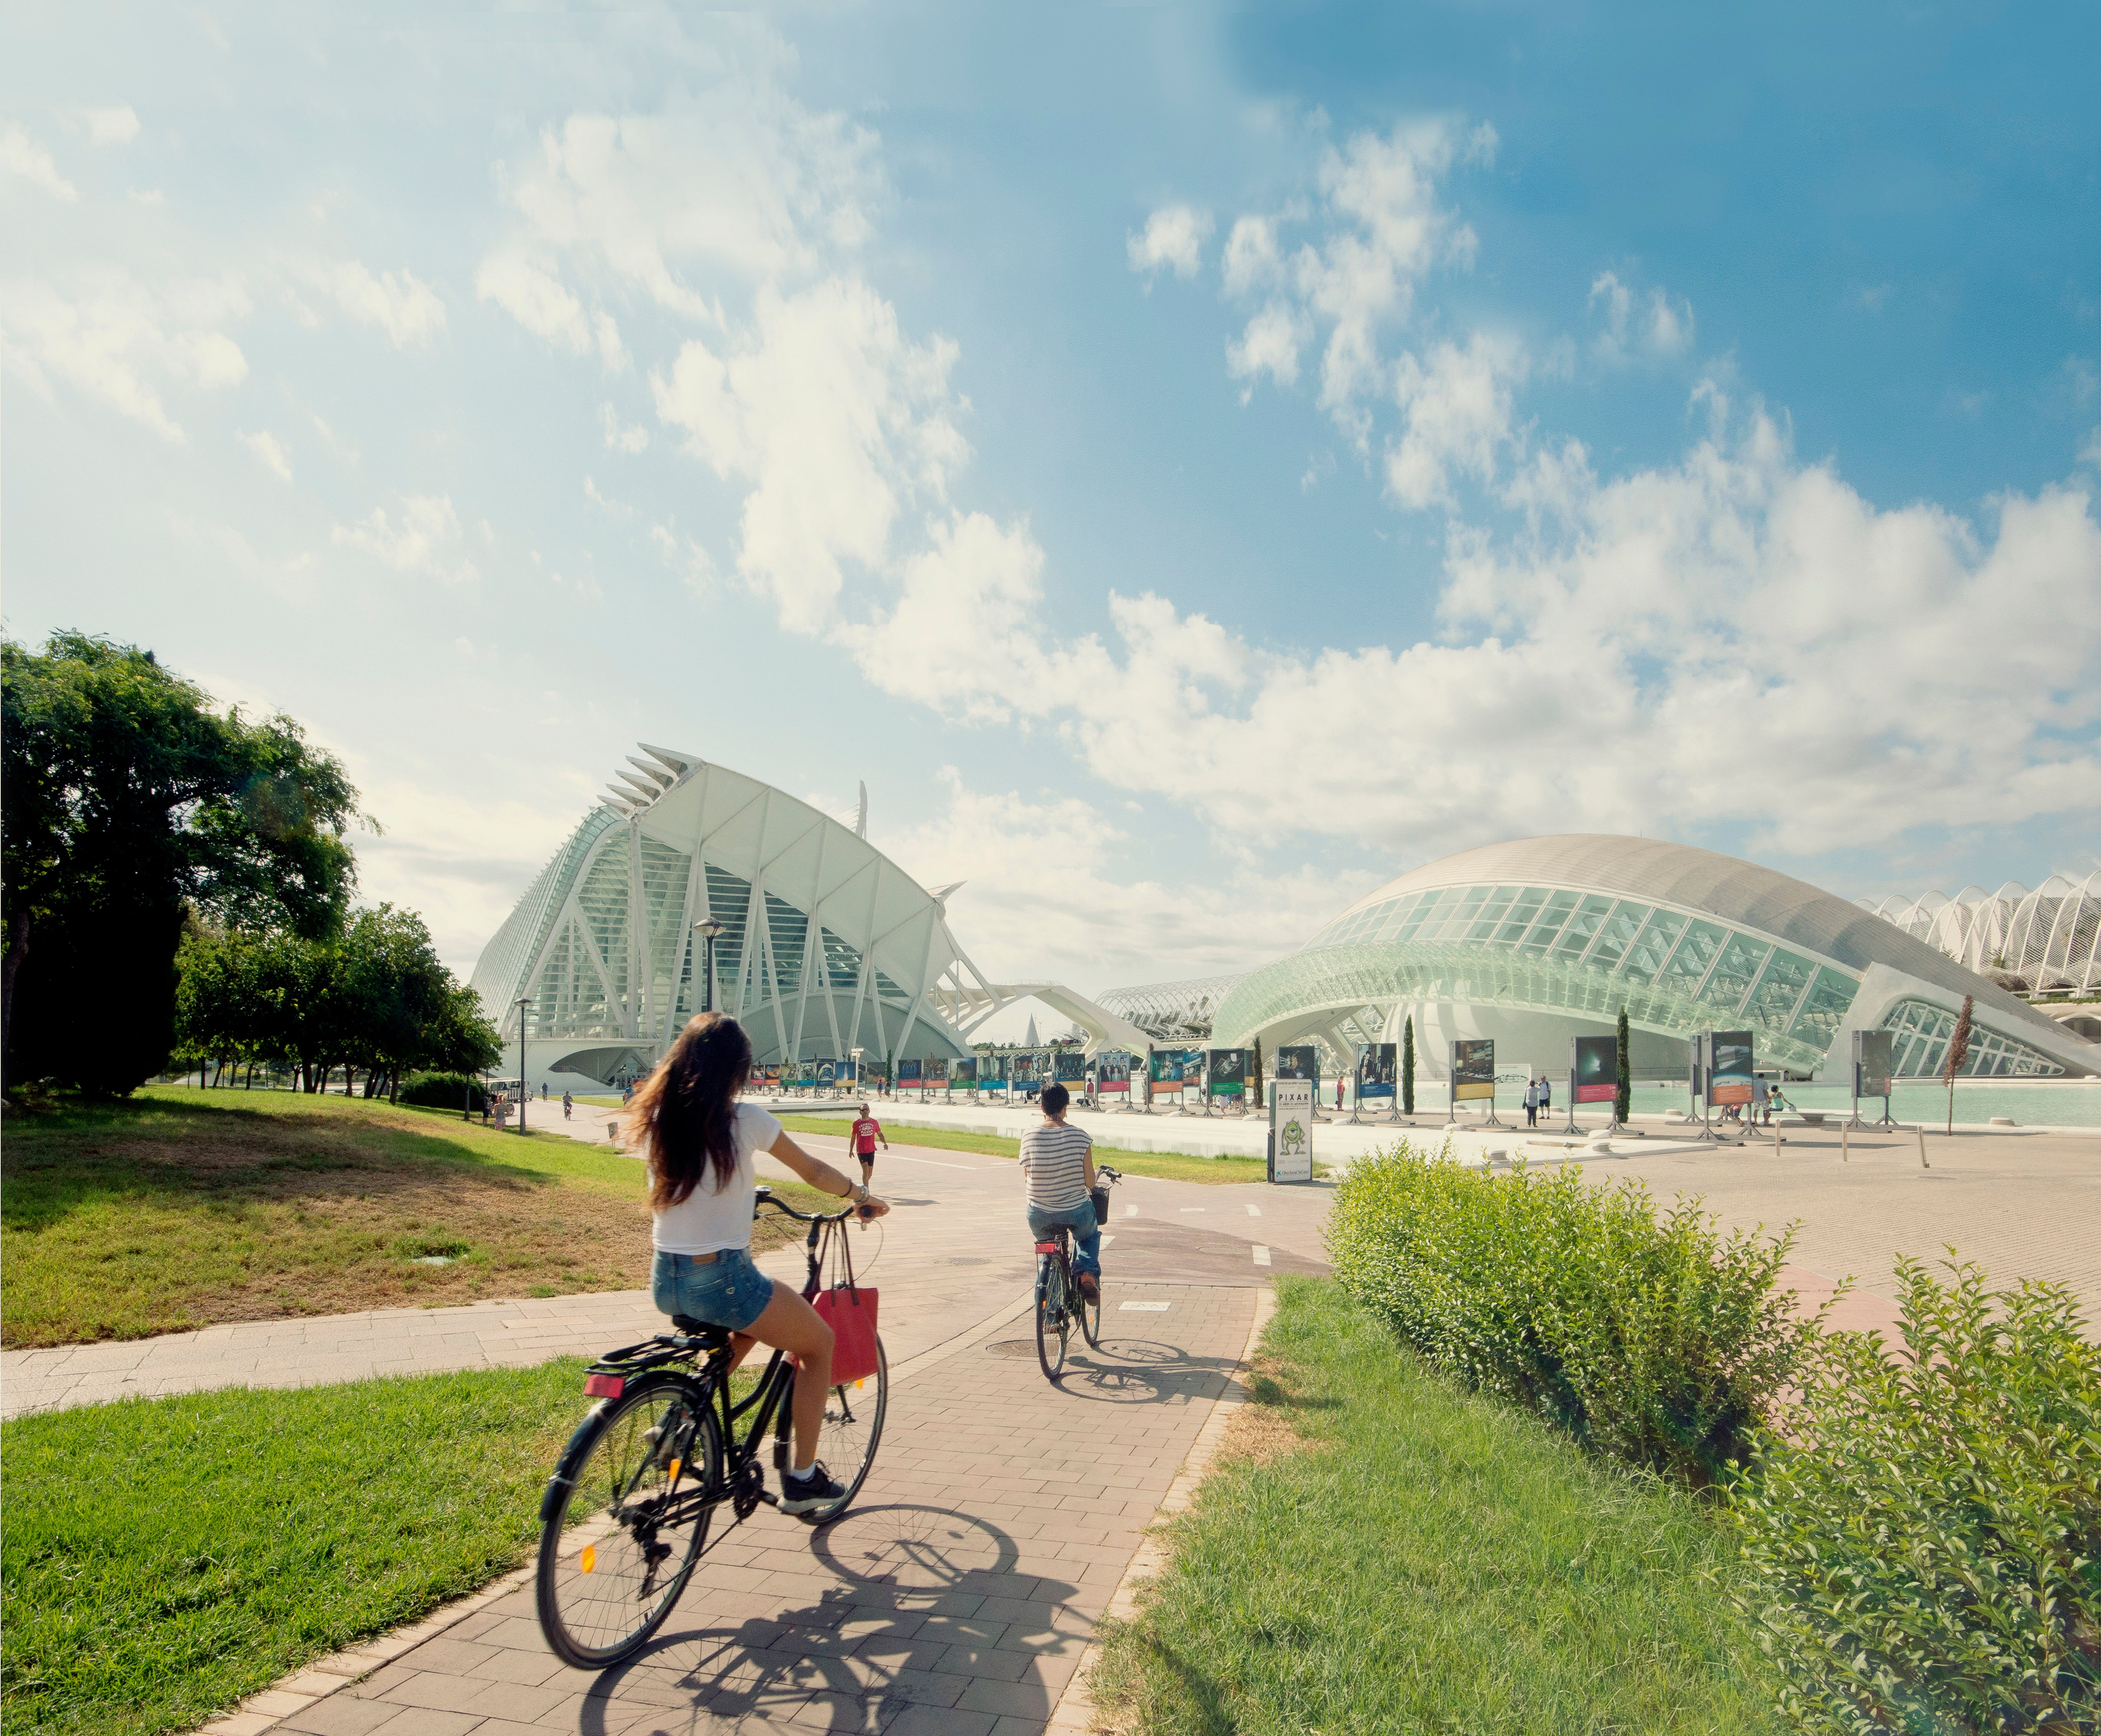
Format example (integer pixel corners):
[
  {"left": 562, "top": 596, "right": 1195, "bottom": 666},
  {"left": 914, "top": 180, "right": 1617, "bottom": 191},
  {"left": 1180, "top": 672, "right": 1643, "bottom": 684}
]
[
  {"left": 1402, "top": 1016, "right": 1416, "bottom": 1116},
  {"left": 1615, "top": 1005, "right": 1632, "bottom": 1126}
]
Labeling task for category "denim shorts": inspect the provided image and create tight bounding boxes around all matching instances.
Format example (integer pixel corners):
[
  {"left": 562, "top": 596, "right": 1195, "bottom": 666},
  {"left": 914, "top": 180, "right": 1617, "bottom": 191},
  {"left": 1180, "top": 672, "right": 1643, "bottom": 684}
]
[{"left": 651, "top": 1247, "right": 775, "bottom": 1332}]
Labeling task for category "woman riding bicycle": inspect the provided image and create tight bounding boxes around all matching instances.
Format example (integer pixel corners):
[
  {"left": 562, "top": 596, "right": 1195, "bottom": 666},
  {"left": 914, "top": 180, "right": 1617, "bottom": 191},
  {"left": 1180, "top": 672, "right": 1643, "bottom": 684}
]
[
  {"left": 1019, "top": 1081, "right": 1102, "bottom": 1302},
  {"left": 624, "top": 1012, "right": 891, "bottom": 1514}
]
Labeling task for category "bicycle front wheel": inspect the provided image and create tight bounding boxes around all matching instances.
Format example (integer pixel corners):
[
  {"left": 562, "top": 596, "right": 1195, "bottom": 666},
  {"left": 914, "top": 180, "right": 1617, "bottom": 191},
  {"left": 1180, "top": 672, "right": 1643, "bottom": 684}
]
[
  {"left": 1036, "top": 1256, "right": 1071, "bottom": 1381},
  {"left": 535, "top": 1373, "right": 721, "bottom": 1669},
  {"left": 792, "top": 1336, "right": 889, "bottom": 1524}
]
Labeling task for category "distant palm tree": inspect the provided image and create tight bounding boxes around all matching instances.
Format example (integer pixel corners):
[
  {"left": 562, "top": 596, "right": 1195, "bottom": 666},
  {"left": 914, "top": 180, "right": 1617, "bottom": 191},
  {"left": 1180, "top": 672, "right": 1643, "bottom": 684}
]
[{"left": 1941, "top": 995, "right": 1973, "bottom": 1135}]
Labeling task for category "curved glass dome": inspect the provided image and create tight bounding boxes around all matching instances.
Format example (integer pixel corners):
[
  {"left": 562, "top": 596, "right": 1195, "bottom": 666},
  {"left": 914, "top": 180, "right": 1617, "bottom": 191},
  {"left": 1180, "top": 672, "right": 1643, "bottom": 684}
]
[{"left": 1212, "top": 836, "right": 2096, "bottom": 1081}]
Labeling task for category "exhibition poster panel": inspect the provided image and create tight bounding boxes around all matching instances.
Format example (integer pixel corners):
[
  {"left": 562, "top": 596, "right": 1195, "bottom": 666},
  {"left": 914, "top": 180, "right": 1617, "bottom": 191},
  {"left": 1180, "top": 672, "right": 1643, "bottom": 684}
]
[
  {"left": 1452, "top": 1038, "right": 1496, "bottom": 1101},
  {"left": 1707, "top": 1031, "right": 1754, "bottom": 1105},
  {"left": 1054, "top": 1051, "right": 1086, "bottom": 1083},
  {"left": 1573, "top": 1035, "right": 1618, "bottom": 1103},
  {"left": 1856, "top": 1029, "right": 1894, "bottom": 1098},
  {"left": 1098, "top": 1053, "right": 1131, "bottom": 1093},
  {"left": 1275, "top": 1045, "right": 1317, "bottom": 1081},
  {"left": 1359, "top": 1042, "right": 1397, "bottom": 1099},
  {"left": 897, "top": 1059, "right": 922, "bottom": 1085},
  {"left": 1207, "top": 1048, "right": 1246, "bottom": 1096}
]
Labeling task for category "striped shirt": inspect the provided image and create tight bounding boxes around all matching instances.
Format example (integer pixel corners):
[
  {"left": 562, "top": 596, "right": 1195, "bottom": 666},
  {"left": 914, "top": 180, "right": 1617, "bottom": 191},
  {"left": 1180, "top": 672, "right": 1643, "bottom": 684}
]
[{"left": 1018, "top": 1119, "right": 1093, "bottom": 1209}]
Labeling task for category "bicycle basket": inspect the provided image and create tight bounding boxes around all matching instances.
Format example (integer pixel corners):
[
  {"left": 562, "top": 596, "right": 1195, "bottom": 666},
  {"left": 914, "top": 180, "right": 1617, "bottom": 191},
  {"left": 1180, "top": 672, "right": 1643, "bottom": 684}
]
[{"left": 1089, "top": 1186, "right": 1110, "bottom": 1224}]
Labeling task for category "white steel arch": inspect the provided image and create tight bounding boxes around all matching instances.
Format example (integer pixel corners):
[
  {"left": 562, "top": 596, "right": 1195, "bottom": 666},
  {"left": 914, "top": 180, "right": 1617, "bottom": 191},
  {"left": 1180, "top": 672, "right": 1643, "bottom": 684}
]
[{"left": 469, "top": 747, "right": 1009, "bottom": 1081}]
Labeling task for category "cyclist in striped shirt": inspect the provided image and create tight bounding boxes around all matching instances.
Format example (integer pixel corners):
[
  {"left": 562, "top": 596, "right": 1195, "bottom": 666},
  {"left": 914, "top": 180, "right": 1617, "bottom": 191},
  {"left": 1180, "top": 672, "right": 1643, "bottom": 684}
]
[{"left": 1019, "top": 1082, "right": 1102, "bottom": 1302}]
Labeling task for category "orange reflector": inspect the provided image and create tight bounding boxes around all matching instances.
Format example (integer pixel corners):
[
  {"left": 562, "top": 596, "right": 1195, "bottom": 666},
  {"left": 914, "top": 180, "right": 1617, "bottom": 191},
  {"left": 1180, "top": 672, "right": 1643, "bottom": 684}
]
[
  {"left": 579, "top": 1544, "right": 596, "bottom": 1574},
  {"left": 667, "top": 1459, "right": 681, "bottom": 1483},
  {"left": 855, "top": 1380, "right": 865, "bottom": 1389}
]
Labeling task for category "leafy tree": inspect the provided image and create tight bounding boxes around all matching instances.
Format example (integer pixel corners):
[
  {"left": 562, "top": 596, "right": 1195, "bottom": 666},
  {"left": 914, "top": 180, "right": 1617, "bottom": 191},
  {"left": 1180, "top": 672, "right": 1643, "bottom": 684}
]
[
  {"left": 1942, "top": 993, "right": 1973, "bottom": 1134},
  {"left": 3, "top": 633, "right": 361, "bottom": 1093}
]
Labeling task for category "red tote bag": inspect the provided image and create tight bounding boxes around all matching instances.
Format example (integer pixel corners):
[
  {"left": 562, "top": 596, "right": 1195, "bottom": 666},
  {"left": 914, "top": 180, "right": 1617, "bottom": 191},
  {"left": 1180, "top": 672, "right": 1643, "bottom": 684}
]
[{"left": 810, "top": 1285, "right": 880, "bottom": 1385}]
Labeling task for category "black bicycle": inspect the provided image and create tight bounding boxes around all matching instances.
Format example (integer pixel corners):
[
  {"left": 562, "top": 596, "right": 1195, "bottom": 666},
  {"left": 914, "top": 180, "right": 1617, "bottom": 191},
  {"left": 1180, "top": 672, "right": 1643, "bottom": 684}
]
[
  {"left": 534, "top": 1188, "right": 886, "bottom": 1669},
  {"left": 1034, "top": 1165, "right": 1120, "bottom": 1380}
]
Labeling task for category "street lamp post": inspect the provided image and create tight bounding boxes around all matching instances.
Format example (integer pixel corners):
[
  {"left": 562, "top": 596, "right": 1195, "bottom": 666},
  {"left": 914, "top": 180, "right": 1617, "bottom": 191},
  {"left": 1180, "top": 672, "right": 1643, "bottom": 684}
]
[
  {"left": 693, "top": 918, "right": 726, "bottom": 1014},
  {"left": 513, "top": 997, "right": 530, "bottom": 1134}
]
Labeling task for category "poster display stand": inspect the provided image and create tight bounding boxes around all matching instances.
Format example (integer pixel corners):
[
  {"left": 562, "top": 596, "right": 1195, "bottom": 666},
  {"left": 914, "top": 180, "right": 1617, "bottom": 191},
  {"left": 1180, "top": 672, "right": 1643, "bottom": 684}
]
[
  {"left": 1849, "top": 1029, "right": 1897, "bottom": 1129},
  {"left": 1268, "top": 1078, "right": 1314, "bottom": 1183},
  {"left": 1568, "top": 1033, "right": 1617, "bottom": 1135},
  {"left": 1448, "top": 1038, "right": 1502, "bottom": 1127}
]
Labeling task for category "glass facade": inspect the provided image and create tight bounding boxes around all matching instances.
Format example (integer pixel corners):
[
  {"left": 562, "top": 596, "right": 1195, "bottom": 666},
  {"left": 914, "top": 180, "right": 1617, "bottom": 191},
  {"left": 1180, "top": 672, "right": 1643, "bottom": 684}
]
[
  {"left": 1233, "top": 878, "right": 2073, "bottom": 1078},
  {"left": 1878, "top": 997, "right": 2066, "bottom": 1078}
]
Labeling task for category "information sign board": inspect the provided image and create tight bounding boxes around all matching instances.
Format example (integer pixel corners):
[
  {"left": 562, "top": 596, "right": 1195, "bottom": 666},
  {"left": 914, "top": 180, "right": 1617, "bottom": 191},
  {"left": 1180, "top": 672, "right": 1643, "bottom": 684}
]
[
  {"left": 1274, "top": 1045, "right": 1318, "bottom": 1082},
  {"left": 1207, "top": 1048, "right": 1247, "bottom": 1098},
  {"left": 1054, "top": 1051, "right": 1086, "bottom": 1084},
  {"left": 1358, "top": 1043, "right": 1397, "bottom": 1099},
  {"left": 925, "top": 1057, "right": 948, "bottom": 1086},
  {"left": 953, "top": 1057, "right": 978, "bottom": 1085},
  {"left": 1149, "top": 1049, "right": 1188, "bottom": 1098},
  {"left": 1854, "top": 1029, "right": 1894, "bottom": 1099},
  {"left": 1097, "top": 1053, "right": 1131, "bottom": 1094},
  {"left": 1269, "top": 1080, "right": 1314, "bottom": 1182},
  {"left": 897, "top": 1059, "right": 922, "bottom": 1085}
]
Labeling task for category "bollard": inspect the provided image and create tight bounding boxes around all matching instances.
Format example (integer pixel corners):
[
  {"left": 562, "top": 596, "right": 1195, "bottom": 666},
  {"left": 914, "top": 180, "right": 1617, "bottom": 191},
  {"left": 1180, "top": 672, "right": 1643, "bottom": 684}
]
[
  {"left": 1841, "top": 1124, "right": 1849, "bottom": 1163},
  {"left": 1917, "top": 1125, "right": 1930, "bottom": 1170}
]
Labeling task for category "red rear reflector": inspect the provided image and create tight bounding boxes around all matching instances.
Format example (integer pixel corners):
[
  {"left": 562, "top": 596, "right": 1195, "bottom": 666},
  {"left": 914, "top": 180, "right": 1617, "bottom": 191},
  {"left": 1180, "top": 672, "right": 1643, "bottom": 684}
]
[
  {"left": 584, "top": 1374, "right": 625, "bottom": 1399},
  {"left": 1034, "top": 1242, "right": 1059, "bottom": 1254}
]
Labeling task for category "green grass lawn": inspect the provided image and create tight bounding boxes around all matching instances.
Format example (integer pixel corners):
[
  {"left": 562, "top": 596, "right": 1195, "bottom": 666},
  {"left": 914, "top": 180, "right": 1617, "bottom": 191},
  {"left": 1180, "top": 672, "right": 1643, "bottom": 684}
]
[
  {"left": 772, "top": 1112, "right": 1289, "bottom": 1185},
  {"left": 1, "top": 1087, "right": 832, "bottom": 1346},
  {"left": 1091, "top": 1274, "right": 1784, "bottom": 1735},
  {"left": 0, "top": 1363, "right": 596, "bottom": 1736}
]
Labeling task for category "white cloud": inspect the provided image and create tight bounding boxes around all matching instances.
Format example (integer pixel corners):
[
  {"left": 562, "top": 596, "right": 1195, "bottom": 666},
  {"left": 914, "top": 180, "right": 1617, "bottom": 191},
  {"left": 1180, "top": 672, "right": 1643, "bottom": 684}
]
[
  {"left": 600, "top": 402, "right": 650, "bottom": 451},
  {"left": 478, "top": 71, "right": 879, "bottom": 349},
  {"left": 239, "top": 428, "right": 292, "bottom": 480},
  {"left": 653, "top": 275, "right": 965, "bottom": 633},
  {"left": 297, "top": 259, "right": 446, "bottom": 346},
  {"left": 128, "top": 186, "right": 164, "bottom": 205},
  {"left": 1214, "top": 119, "right": 1488, "bottom": 447},
  {"left": 331, "top": 494, "right": 478, "bottom": 584},
  {"left": 650, "top": 523, "right": 717, "bottom": 593},
  {"left": 0, "top": 272, "right": 249, "bottom": 439},
  {"left": 1, "top": 124, "right": 78, "bottom": 200},
  {"left": 1386, "top": 331, "right": 1528, "bottom": 509},
  {"left": 1589, "top": 270, "right": 1695, "bottom": 362},
  {"left": 84, "top": 105, "right": 141, "bottom": 146},
  {"left": 1227, "top": 301, "right": 1308, "bottom": 395},
  {"left": 1126, "top": 204, "right": 1213, "bottom": 280},
  {"left": 583, "top": 474, "right": 630, "bottom": 516},
  {"left": 882, "top": 768, "right": 1379, "bottom": 988},
  {"left": 1222, "top": 215, "right": 1281, "bottom": 296}
]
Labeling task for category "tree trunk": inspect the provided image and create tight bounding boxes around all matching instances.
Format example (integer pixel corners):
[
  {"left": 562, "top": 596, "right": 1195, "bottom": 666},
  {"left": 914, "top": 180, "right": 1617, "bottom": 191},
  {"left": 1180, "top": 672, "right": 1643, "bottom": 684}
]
[{"left": 0, "top": 912, "right": 28, "bottom": 1096}]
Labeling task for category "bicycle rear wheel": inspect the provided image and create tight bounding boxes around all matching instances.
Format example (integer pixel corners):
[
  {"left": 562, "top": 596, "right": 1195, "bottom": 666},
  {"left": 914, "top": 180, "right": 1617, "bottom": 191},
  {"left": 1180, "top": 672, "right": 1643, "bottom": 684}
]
[
  {"left": 792, "top": 1336, "right": 889, "bottom": 1524},
  {"left": 536, "top": 1373, "right": 721, "bottom": 1669},
  {"left": 1078, "top": 1270, "right": 1103, "bottom": 1347},
  {"left": 1036, "top": 1254, "right": 1071, "bottom": 1381}
]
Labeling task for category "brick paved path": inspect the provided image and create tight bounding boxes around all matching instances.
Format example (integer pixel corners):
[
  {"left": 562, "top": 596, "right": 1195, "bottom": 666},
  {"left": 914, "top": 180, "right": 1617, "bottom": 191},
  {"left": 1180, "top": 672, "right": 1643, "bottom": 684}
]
[{"left": 259, "top": 1281, "right": 1257, "bottom": 1736}]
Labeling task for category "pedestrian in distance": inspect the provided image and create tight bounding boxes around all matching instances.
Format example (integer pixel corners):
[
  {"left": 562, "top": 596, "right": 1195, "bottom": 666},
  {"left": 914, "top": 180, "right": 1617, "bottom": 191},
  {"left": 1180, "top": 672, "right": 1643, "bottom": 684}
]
[
  {"left": 1538, "top": 1076, "right": 1551, "bottom": 1121},
  {"left": 849, "top": 1101, "right": 889, "bottom": 1187},
  {"left": 1524, "top": 1076, "right": 1539, "bottom": 1127},
  {"left": 561, "top": 1089, "right": 573, "bottom": 1121}
]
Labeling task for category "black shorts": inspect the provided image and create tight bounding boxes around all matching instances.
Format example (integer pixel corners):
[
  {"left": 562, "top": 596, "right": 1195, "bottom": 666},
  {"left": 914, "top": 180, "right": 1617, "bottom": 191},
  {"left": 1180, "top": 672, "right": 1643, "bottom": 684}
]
[{"left": 855, "top": 1148, "right": 877, "bottom": 1165}]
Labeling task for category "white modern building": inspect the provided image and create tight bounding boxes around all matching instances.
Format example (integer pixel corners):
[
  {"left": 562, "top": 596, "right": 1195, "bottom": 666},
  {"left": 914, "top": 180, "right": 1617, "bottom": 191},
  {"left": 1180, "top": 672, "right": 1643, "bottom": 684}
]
[
  {"left": 1204, "top": 836, "right": 2100, "bottom": 1083},
  {"left": 1860, "top": 872, "right": 2100, "bottom": 996},
  {"left": 469, "top": 747, "right": 1150, "bottom": 1089}
]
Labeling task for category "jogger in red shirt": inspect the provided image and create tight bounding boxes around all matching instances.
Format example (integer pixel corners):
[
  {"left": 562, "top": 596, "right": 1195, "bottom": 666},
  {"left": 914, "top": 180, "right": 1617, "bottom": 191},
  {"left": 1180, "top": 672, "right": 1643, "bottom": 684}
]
[{"left": 849, "top": 1101, "right": 889, "bottom": 1185}]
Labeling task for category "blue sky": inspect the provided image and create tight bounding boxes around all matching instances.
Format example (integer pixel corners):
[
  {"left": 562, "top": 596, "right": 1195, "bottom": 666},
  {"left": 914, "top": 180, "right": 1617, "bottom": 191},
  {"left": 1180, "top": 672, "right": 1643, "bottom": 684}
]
[{"left": 4, "top": 2, "right": 2097, "bottom": 1016}]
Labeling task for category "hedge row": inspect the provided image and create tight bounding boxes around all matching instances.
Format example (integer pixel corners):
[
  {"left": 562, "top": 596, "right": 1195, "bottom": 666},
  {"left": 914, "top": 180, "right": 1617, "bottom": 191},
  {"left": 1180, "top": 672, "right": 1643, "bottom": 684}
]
[
  {"left": 1723, "top": 1258, "right": 2101, "bottom": 1734},
  {"left": 1325, "top": 1142, "right": 2101, "bottom": 1733},
  {"left": 1327, "top": 1142, "right": 1822, "bottom": 1484}
]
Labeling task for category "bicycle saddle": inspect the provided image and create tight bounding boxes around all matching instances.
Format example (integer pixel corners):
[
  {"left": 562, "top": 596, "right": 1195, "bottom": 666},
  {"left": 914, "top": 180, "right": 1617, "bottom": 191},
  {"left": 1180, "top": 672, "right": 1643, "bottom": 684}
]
[{"left": 670, "top": 1315, "right": 731, "bottom": 1345}]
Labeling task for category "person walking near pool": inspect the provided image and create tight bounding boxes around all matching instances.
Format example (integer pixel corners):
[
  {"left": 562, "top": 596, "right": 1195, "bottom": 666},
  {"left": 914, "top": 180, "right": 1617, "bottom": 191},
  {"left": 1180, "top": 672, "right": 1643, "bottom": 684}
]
[
  {"left": 1524, "top": 1076, "right": 1540, "bottom": 1127},
  {"left": 1019, "top": 1081, "right": 1102, "bottom": 1302},
  {"left": 849, "top": 1101, "right": 889, "bottom": 1186}
]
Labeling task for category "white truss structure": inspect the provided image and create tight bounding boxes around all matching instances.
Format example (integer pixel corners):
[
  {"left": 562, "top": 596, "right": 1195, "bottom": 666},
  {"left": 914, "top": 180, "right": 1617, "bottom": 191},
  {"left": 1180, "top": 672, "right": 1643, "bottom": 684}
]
[
  {"left": 469, "top": 747, "right": 1017, "bottom": 1079},
  {"left": 1094, "top": 974, "right": 1246, "bottom": 1041},
  {"left": 1861, "top": 870, "right": 2101, "bottom": 994}
]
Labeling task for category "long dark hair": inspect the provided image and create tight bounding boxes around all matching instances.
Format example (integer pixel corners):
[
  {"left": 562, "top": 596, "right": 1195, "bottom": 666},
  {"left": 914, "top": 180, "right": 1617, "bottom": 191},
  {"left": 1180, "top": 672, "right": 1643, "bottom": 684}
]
[{"left": 627, "top": 1012, "right": 753, "bottom": 1207}]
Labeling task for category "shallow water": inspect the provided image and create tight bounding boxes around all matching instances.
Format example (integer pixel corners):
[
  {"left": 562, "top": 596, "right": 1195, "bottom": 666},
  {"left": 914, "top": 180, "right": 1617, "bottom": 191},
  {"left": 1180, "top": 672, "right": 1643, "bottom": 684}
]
[{"left": 1622, "top": 1077, "right": 2101, "bottom": 1129}]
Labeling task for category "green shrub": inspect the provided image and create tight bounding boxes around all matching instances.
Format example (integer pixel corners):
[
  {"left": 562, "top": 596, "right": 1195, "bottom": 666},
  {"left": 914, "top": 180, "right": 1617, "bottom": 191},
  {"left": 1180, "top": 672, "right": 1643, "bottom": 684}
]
[
  {"left": 397, "top": 1070, "right": 486, "bottom": 1112},
  {"left": 1327, "top": 1142, "right": 1825, "bottom": 1483},
  {"left": 1721, "top": 1259, "right": 2101, "bottom": 1734}
]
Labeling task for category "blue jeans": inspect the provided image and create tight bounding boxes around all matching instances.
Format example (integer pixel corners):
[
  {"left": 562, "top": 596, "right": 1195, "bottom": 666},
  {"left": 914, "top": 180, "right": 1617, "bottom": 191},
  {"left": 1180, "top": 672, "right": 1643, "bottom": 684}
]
[{"left": 1028, "top": 1200, "right": 1101, "bottom": 1283}]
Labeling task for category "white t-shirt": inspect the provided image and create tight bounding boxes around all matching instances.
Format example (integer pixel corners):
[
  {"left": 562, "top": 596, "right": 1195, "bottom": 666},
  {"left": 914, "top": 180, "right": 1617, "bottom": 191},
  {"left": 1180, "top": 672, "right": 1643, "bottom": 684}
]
[{"left": 649, "top": 1102, "right": 784, "bottom": 1255}]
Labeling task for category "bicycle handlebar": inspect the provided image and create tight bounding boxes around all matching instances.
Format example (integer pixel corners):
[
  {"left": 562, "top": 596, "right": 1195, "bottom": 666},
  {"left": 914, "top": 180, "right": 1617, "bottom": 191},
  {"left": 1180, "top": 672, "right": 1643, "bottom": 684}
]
[{"left": 751, "top": 1183, "right": 870, "bottom": 1224}]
